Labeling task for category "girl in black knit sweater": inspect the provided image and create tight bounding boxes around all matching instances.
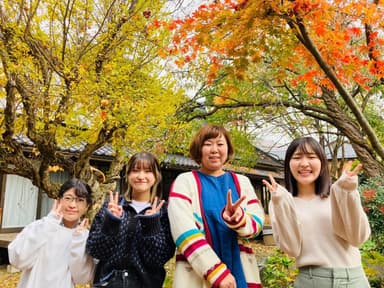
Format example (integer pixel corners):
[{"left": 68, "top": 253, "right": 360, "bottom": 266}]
[{"left": 86, "top": 152, "right": 175, "bottom": 288}]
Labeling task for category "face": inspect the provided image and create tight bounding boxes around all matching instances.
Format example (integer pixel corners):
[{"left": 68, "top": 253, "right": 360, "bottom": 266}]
[
  {"left": 289, "top": 145, "right": 322, "bottom": 190},
  {"left": 59, "top": 188, "right": 88, "bottom": 227},
  {"left": 200, "top": 134, "right": 228, "bottom": 176},
  {"left": 128, "top": 165, "right": 156, "bottom": 200}
]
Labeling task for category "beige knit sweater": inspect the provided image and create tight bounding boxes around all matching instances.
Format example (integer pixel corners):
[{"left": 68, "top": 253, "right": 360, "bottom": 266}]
[{"left": 269, "top": 172, "right": 371, "bottom": 268}]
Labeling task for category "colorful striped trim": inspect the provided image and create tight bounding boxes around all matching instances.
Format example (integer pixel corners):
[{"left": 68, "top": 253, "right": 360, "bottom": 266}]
[
  {"left": 192, "top": 170, "right": 213, "bottom": 246},
  {"left": 183, "top": 239, "right": 207, "bottom": 259},
  {"left": 224, "top": 208, "right": 246, "bottom": 229},
  {"left": 229, "top": 171, "right": 242, "bottom": 198},
  {"left": 250, "top": 213, "right": 264, "bottom": 232},
  {"left": 239, "top": 244, "right": 253, "bottom": 254},
  {"left": 175, "top": 254, "right": 187, "bottom": 261},
  {"left": 205, "top": 262, "right": 228, "bottom": 283},
  {"left": 248, "top": 283, "right": 262, "bottom": 288},
  {"left": 193, "top": 212, "right": 203, "bottom": 226},
  {"left": 175, "top": 228, "right": 205, "bottom": 250},
  {"left": 212, "top": 268, "right": 231, "bottom": 287},
  {"left": 169, "top": 192, "right": 192, "bottom": 204},
  {"left": 248, "top": 198, "right": 259, "bottom": 204}
]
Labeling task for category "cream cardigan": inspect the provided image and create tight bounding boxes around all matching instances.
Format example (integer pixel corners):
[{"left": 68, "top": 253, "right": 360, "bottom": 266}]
[{"left": 168, "top": 171, "right": 265, "bottom": 288}]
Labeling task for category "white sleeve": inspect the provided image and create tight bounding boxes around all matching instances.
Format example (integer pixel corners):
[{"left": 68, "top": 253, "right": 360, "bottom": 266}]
[
  {"left": 69, "top": 229, "right": 96, "bottom": 284},
  {"left": 8, "top": 212, "right": 59, "bottom": 270}
]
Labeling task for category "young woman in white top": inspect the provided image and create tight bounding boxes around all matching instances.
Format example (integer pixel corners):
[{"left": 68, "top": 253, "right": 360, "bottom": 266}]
[
  {"left": 8, "top": 178, "right": 95, "bottom": 288},
  {"left": 263, "top": 136, "right": 371, "bottom": 288}
]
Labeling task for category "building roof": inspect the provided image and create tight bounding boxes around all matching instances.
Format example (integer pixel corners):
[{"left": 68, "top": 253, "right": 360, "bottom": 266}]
[
  {"left": 12, "top": 134, "right": 284, "bottom": 179},
  {"left": 13, "top": 134, "right": 115, "bottom": 157},
  {"left": 260, "top": 142, "right": 357, "bottom": 161},
  {"left": 163, "top": 153, "right": 284, "bottom": 179},
  {"left": 325, "top": 142, "right": 357, "bottom": 159}
]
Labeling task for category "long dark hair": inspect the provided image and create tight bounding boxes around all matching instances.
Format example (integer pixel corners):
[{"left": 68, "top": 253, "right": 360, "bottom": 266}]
[{"left": 284, "top": 137, "right": 331, "bottom": 198}]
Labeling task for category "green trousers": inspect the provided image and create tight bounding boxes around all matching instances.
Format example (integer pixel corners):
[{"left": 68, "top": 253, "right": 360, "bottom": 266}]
[{"left": 294, "top": 266, "right": 370, "bottom": 288}]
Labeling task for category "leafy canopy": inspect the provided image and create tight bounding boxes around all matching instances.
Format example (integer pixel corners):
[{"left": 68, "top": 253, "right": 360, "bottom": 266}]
[{"left": 0, "top": 0, "right": 189, "bottom": 194}]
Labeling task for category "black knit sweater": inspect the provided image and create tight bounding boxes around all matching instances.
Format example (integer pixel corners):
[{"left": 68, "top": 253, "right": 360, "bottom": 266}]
[{"left": 86, "top": 198, "right": 175, "bottom": 287}]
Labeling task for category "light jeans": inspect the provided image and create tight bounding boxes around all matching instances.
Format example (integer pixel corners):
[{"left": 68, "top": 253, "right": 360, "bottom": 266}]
[{"left": 294, "top": 266, "right": 370, "bottom": 288}]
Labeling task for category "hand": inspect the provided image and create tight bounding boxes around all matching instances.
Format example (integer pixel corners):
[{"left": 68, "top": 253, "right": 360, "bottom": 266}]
[
  {"left": 223, "top": 189, "right": 246, "bottom": 223},
  {"left": 108, "top": 191, "right": 123, "bottom": 218},
  {"left": 262, "top": 174, "right": 278, "bottom": 194},
  {"left": 219, "top": 273, "right": 236, "bottom": 288},
  {"left": 51, "top": 199, "right": 63, "bottom": 221},
  {"left": 75, "top": 218, "right": 89, "bottom": 232},
  {"left": 144, "top": 197, "right": 165, "bottom": 215},
  {"left": 343, "top": 160, "right": 363, "bottom": 177}
]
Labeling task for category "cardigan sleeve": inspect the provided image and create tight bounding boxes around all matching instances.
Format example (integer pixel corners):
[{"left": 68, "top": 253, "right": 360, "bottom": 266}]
[
  {"left": 223, "top": 174, "right": 265, "bottom": 238},
  {"left": 330, "top": 172, "right": 371, "bottom": 247},
  {"left": 8, "top": 212, "right": 59, "bottom": 270},
  {"left": 69, "top": 229, "right": 96, "bottom": 284},
  {"left": 136, "top": 206, "right": 176, "bottom": 268},
  {"left": 168, "top": 172, "right": 231, "bottom": 287},
  {"left": 86, "top": 199, "right": 124, "bottom": 260},
  {"left": 269, "top": 185, "right": 302, "bottom": 258}
]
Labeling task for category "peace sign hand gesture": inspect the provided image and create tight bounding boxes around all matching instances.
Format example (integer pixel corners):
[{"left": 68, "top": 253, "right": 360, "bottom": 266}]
[
  {"left": 262, "top": 174, "right": 279, "bottom": 194},
  {"left": 108, "top": 191, "right": 123, "bottom": 218},
  {"left": 223, "top": 189, "right": 246, "bottom": 223},
  {"left": 51, "top": 199, "right": 63, "bottom": 222},
  {"left": 144, "top": 197, "right": 165, "bottom": 216},
  {"left": 75, "top": 218, "right": 90, "bottom": 233}
]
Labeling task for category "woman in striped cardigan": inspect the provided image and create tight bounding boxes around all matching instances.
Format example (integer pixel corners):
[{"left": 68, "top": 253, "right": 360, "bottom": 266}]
[{"left": 168, "top": 125, "right": 265, "bottom": 288}]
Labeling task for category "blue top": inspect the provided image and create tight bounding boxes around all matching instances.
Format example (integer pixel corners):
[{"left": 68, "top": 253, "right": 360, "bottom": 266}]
[{"left": 198, "top": 171, "right": 247, "bottom": 287}]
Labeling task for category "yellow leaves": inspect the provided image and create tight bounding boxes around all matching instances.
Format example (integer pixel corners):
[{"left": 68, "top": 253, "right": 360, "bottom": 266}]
[
  {"left": 31, "top": 147, "right": 40, "bottom": 157},
  {"left": 48, "top": 165, "right": 64, "bottom": 172},
  {"left": 213, "top": 95, "right": 227, "bottom": 105}
]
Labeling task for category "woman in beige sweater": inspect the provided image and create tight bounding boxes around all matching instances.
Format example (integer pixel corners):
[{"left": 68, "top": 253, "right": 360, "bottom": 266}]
[{"left": 263, "top": 137, "right": 371, "bottom": 288}]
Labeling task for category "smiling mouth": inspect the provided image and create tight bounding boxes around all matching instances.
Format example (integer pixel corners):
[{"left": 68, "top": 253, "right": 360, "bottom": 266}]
[{"left": 298, "top": 171, "right": 312, "bottom": 175}]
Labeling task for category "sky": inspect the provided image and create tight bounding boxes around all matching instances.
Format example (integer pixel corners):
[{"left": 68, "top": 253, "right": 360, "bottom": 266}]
[{"left": 165, "top": 0, "right": 206, "bottom": 18}]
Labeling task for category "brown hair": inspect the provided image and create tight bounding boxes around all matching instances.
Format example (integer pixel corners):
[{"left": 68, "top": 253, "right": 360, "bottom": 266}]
[
  {"left": 189, "top": 125, "right": 234, "bottom": 164},
  {"left": 124, "top": 152, "right": 162, "bottom": 203},
  {"left": 284, "top": 137, "right": 331, "bottom": 198}
]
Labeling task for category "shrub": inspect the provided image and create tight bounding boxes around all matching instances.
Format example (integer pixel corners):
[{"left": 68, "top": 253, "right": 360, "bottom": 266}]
[
  {"left": 359, "top": 174, "right": 384, "bottom": 253},
  {"left": 360, "top": 239, "right": 384, "bottom": 288},
  {"left": 260, "top": 249, "right": 297, "bottom": 288}
]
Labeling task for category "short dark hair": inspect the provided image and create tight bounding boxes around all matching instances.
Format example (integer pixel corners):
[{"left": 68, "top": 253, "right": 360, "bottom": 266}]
[
  {"left": 124, "top": 152, "right": 162, "bottom": 203},
  {"left": 284, "top": 137, "right": 331, "bottom": 198},
  {"left": 189, "top": 125, "right": 234, "bottom": 164},
  {"left": 58, "top": 178, "right": 93, "bottom": 204}
]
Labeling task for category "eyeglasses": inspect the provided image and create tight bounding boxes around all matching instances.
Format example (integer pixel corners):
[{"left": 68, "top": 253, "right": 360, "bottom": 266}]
[{"left": 61, "top": 195, "right": 87, "bottom": 206}]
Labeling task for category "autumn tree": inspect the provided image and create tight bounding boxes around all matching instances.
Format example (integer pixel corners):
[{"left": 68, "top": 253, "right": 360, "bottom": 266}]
[
  {"left": 167, "top": 0, "right": 384, "bottom": 177},
  {"left": 0, "top": 0, "right": 188, "bottom": 200}
]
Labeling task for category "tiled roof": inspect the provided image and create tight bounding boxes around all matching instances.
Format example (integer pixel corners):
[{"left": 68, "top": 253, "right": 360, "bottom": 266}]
[
  {"left": 325, "top": 143, "right": 357, "bottom": 159},
  {"left": 13, "top": 134, "right": 115, "bottom": 157},
  {"left": 12, "top": 134, "right": 284, "bottom": 179},
  {"left": 163, "top": 154, "right": 198, "bottom": 169},
  {"left": 260, "top": 142, "right": 357, "bottom": 161},
  {"left": 163, "top": 154, "right": 283, "bottom": 179}
]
